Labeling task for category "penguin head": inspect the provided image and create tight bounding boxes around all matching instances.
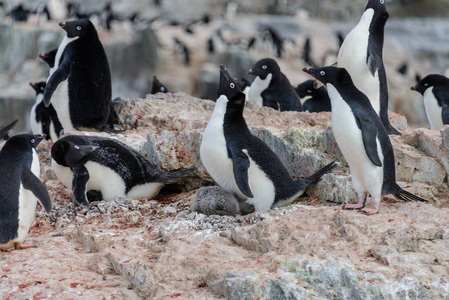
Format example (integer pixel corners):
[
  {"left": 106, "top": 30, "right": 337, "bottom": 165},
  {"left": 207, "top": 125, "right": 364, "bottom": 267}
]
[
  {"left": 302, "top": 66, "right": 350, "bottom": 87},
  {"left": 29, "top": 81, "right": 46, "bottom": 96},
  {"left": 4, "top": 134, "right": 46, "bottom": 151},
  {"left": 411, "top": 74, "right": 449, "bottom": 95},
  {"left": 293, "top": 80, "right": 315, "bottom": 98},
  {"left": 38, "top": 48, "right": 57, "bottom": 68},
  {"left": 233, "top": 77, "right": 251, "bottom": 91},
  {"left": 51, "top": 138, "right": 98, "bottom": 167},
  {"left": 59, "top": 18, "right": 97, "bottom": 39},
  {"left": 248, "top": 58, "right": 280, "bottom": 80},
  {"left": 366, "top": 0, "right": 388, "bottom": 22},
  {"left": 217, "top": 65, "right": 244, "bottom": 102}
]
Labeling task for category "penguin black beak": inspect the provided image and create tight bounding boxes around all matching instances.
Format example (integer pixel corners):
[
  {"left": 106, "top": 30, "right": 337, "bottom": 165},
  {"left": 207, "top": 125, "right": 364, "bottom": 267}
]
[
  {"left": 33, "top": 134, "right": 46, "bottom": 146},
  {"left": 219, "top": 65, "right": 230, "bottom": 81},
  {"left": 248, "top": 69, "right": 256, "bottom": 75},
  {"left": 302, "top": 68, "right": 313, "bottom": 75},
  {"left": 410, "top": 85, "right": 417, "bottom": 91},
  {"left": 29, "top": 82, "right": 36, "bottom": 89},
  {"left": 59, "top": 22, "right": 67, "bottom": 29}
]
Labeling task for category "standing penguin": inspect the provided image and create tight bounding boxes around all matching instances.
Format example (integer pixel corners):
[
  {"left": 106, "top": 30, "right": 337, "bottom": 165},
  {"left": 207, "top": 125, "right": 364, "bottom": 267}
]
[
  {"left": 303, "top": 66, "right": 427, "bottom": 215},
  {"left": 294, "top": 79, "right": 331, "bottom": 113},
  {"left": 0, "top": 134, "right": 51, "bottom": 251},
  {"left": 51, "top": 135, "right": 194, "bottom": 206},
  {"left": 29, "top": 81, "right": 63, "bottom": 142},
  {"left": 411, "top": 74, "right": 449, "bottom": 130},
  {"left": 337, "top": 0, "right": 400, "bottom": 135},
  {"left": 247, "top": 58, "right": 302, "bottom": 111},
  {"left": 43, "top": 18, "right": 112, "bottom": 133},
  {"left": 200, "top": 65, "right": 335, "bottom": 212}
]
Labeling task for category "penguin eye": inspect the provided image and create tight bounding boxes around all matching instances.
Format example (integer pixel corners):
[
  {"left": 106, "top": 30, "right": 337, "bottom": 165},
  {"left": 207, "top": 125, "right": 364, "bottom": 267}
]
[
  {"left": 307, "top": 89, "right": 312, "bottom": 93},
  {"left": 380, "top": 0, "right": 384, "bottom": 3},
  {"left": 320, "top": 71, "right": 325, "bottom": 76},
  {"left": 31, "top": 139, "right": 35, "bottom": 144},
  {"left": 161, "top": 87, "right": 165, "bottom": 92},
  {"left": 41, "top": 86, "right": 44, "bottom": 91},
  {"left": 230, "top": 83, "right": 235, "bottom": 88},
  {"left": 424, "top": 83, "right": 429, "bottom": 87},
  {"left": 74, "top": 145, "right": 80, "bottom": 150},
  {"left": 76, "top": 26, "right": 82, "bottom": 31},
  {"left": 262, "top": 65, "right": 267, "bottom": 70}
]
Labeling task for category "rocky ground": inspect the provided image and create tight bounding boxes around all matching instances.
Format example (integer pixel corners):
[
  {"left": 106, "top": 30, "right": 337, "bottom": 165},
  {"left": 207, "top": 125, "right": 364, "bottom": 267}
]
[{"left": 1, "top": 93, "right": 449, "bottom": 299}]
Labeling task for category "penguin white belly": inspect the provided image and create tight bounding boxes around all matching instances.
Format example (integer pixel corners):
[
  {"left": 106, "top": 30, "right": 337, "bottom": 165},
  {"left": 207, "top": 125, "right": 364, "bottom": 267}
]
[
  {"left": 300, "top": 95, "right": 313, "bottom": 107},
  {"left": 51, "top": 80, "right": 75, "bottom": 132},
  {"left": 16, "top": 150, "right": 41, "bottom": 243},
  {"left": 242, "top": 150, "right": 276, "bottom": 212},
  {"left": 52, "top": 159, "right": 73, "bottom": 188},
  {"left": 30, "top": 97, "right": 43, "bottom": 135},
  {"left": 328, "top": 85, "right": 383, "bottom": 196},
  {"left": 423, "top": 88, "right": 444, "bottom": 130},
  {"left": 127, "top": 182, "right": 164, "bottom": 200},
  {"left": 338, "top": 9, "right": 380, "bottom": 114},
  {"left": 49, "top": 122, "right": 59, "bottom": 142},
  {"left": 200, "top": 96, "right": 246, "bottom": 200},
  {"left": 247, "top": 74, "right": 272, "bottom": 107},
  {"left": 83, "top": 161, "right": 127, "bottom": 201},
  {"left": 50, "top": 36, "right": 79, "bottom": 75}
]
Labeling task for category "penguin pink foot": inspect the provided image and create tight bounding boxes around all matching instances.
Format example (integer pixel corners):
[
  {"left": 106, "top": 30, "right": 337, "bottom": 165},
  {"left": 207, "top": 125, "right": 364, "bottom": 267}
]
[
  {"left": 342, "top": 192, "right": 366, "bottom": 210},
  {"left": 14, "top": 242, "right": 37, "bottom": 250},
  {"left": 359, "top": 202, "right": 381, "bottom": 215}
]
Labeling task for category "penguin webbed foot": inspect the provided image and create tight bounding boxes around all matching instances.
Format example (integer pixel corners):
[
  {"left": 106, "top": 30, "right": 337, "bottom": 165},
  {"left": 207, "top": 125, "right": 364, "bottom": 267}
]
[
  {"left": 358, "top": 207, "right": 380, "bottom": 215},
  {"left": 342, "top": 203, "right": 365, "bottom": 210},
  {"left": 14, "top": 242, "right": 37, "bottom": 250}
]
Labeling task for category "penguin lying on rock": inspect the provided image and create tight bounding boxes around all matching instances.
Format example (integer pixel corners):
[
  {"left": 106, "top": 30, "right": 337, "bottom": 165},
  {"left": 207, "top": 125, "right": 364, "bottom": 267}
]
[
  {"left": 0, "top": 134, "right": 51, "bottom": 251},
  {"left": 303, "top": 66, "right": 427, "bottom": 215},
  {"left": 51, "top": 135, "right": 194, "bottom": 206},
  {"left": 200, "top": 65, "right": 335, "bottom": 213}
]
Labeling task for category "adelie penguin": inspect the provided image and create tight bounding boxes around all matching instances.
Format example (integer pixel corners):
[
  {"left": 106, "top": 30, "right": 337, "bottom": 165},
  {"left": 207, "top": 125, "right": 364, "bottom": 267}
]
[
  {"left": 29, "top": 81, "right": 63, "bottom": 142},
  {"left": 0, "top": 119, "right": 18, "bottom": 141},
  {"left": 43, "top": 18, "right": 112, "bottom": 134},
  {"left": 294, "top": 80, "right": 331, "bottom": 113},
  {"left": 411, "top": 74, "right": 449, "bottom": 130},
  {"left": 51, "top": 135, "right": 194, "bottom": 206},
  {"left": 247, "top": 58, "right": 302, "bottom": 112},
  {"left": 200, "top": 65, "right": 335, "bottom": 212},
  {"left": 337, "top": 0, "right": 401, "bottom": 135},
  {"left": 0, "top": 134, "right": 52, "bottom": 251},
  {"left": 303, "top": 66, "right": 427, "bottom": 215}
]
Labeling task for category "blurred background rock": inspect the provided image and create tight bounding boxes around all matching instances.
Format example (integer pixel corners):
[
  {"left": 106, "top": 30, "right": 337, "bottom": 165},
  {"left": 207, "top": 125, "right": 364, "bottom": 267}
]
[{"left": 0, "top": 0, "right": 448, "bottom": 133}]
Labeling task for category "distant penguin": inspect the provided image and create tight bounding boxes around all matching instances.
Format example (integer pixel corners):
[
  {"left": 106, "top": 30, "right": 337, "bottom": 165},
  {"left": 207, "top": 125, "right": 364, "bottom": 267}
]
[
  {"left": 294, "top": 80, "right": 331, "bottom": 113},
  {"left": 29, "top": 82, "right": 63, "bottom": 142},
  {"left": 337, "top": 0, "right": 400, "bottom": 135},
  {"left": 247, "top": 58, "right": 302, "bottom": 111},
  {"left": 0, "top": 134, "right": 51, "bottom": 251},
  {"left": 200, "top": 65, "right": 335, "bottom": 212},
  {"left": 43, "top": 19, "right": 112, "bottom": 133},
  {"left": 303, "top": 66, "right": 427, "bottom": 215},
  {"left": 302, "top": 37, "right": 316, "bottom": 67},
  {"left": 39, "top": 48, "right": 58, "bottom": 69},
  {"left": 8, "top": 5, "right": 29, "bottom": 22},
  {"left": 411, "top": 74, "right": 449, "bottom": 130},
  {"left": 173, "top": 37, "right": 190, "bottom": 66},
  {"left": 0, "top": 119, "right": 18, "bottom": 141},
  {"left": 51, "top": 135, "right": 194, "bottom": 206},
  {"left": 151, "top": 76, "right": 169, "bottom": 94}
]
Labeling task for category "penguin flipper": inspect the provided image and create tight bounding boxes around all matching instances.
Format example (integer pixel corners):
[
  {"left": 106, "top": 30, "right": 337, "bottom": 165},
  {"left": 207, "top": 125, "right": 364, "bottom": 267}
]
[
  {"left": 43, "top": 60, "right": 70, "bottom": 107},
  {"left": 21, "top": 168, "right": 52, "bottom": 213},
  {"left": 434, "top": 87, "right": 449, "bottom": 125},
  {"left": 229, "top": 148, "right": 254, "bottom": 198},
  {"left": 71, "top": 165, "right": 90, "bottom": 206},
  {"left": 356, "top": 116, "right": 382, "bottom": 167},
  {"left": 366, "top": 43, "right": 380, "bottom": 77},
  {"left": 261, "top": 91, "right": 280, "bottom": 111}
]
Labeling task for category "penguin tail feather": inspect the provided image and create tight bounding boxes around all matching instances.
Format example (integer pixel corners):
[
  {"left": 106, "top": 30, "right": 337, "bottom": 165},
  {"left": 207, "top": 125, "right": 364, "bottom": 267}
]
[
  {"left": 161, "top": 167, "right": 195, "bottom": 184},
  {"left": 393, "top": 187, "right": 428, "bottom": 202},
  {"left": 301, "top": 161, "right": 336, "bottom": 189}
]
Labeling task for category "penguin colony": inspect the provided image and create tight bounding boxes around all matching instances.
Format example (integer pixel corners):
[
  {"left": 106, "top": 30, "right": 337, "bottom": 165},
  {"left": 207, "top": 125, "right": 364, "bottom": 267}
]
[{"left": 1, "top": 0, "right": 445, "bottom": 251}]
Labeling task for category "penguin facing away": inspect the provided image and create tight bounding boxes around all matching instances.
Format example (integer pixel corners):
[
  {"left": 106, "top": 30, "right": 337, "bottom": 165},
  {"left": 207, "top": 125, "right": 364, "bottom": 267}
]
[
  {"left": 411, "top": 74, "right": 449, "bottom": 130},
  {"left": 294, "top": 79, "right": 331, "bottom": 113},
  {"left": 0, "top": 134, "right": 51, "bottom": 251},
  {"left": 51, "top": 135, "right": 194, "bottom": 206},
  {"left": 337, "top": 0, "right": 400, "bottom": 135},
  {"left": 247, "top": 58, "right": 302, "bottom": 112},
  {"left": 43, "top": 18, "right": 112, "bottom": 133},
  {"left": 303, "top": 66, "right": 427, "bottom": 215},
  {"left": 29, "top": 82, "right": 63, "bottom": 142},
  {"left": 200, "top": 65, "right": 335, "bottom": 212}
]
